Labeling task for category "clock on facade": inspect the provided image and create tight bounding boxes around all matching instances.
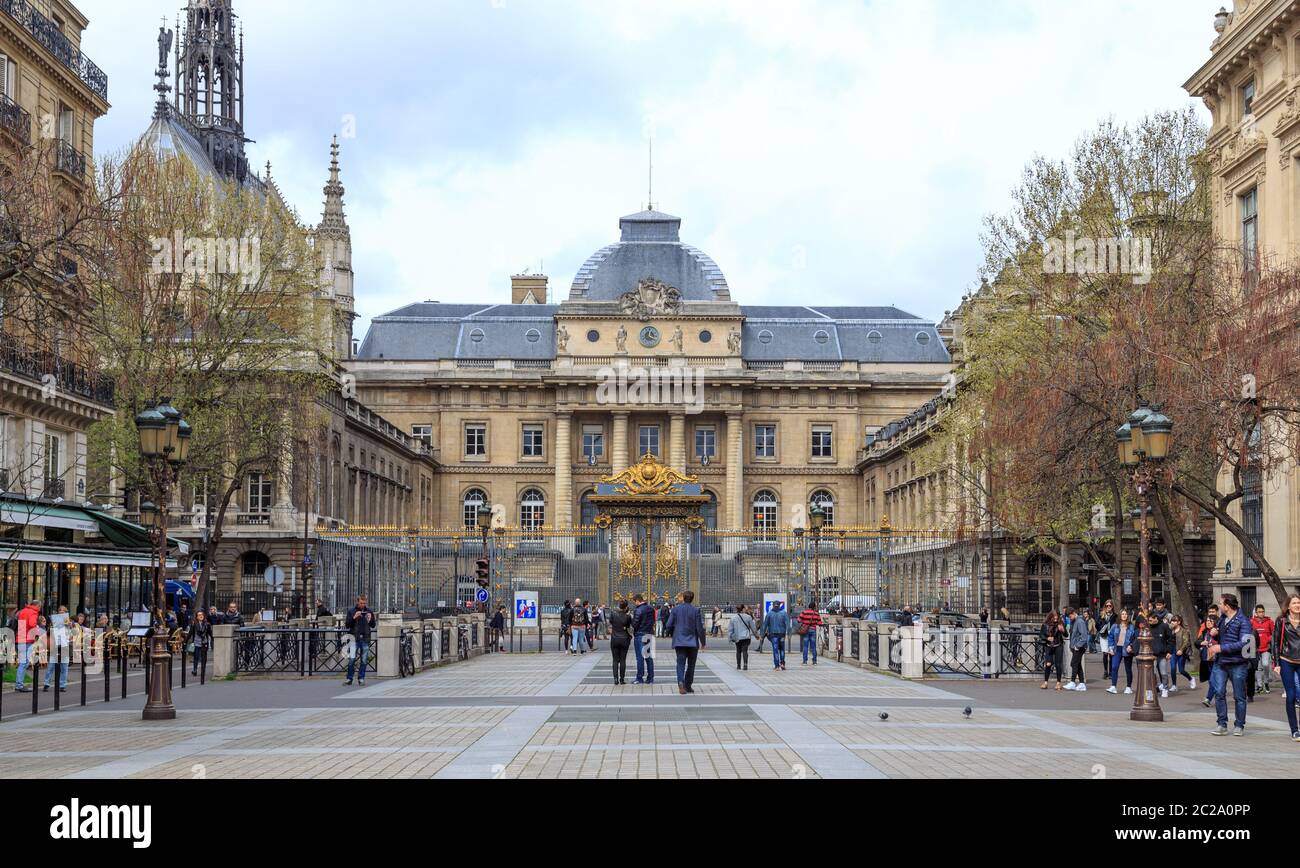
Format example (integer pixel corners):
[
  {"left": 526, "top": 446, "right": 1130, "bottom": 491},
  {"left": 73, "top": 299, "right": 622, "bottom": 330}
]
[{"left": 639, "top": 326, "right": 661, "bottom": 348}]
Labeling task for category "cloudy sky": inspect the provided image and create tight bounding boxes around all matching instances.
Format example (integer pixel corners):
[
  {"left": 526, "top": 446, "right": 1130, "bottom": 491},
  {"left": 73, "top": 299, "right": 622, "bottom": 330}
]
[{"left": 79, "top": 0, "right": 1218, "bottom": 337}]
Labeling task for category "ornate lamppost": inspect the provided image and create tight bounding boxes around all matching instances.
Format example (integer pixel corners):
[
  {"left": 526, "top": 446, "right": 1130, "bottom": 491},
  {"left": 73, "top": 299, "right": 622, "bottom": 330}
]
[
  {"left": 809, "top": 505, "right": 826, "bottom": 610},
  {"left": 135, "top": 398, "right": 192, "bottom": 722},
  {"left": 1115, "top": 401, "right": 1173, "bottom": 723}
]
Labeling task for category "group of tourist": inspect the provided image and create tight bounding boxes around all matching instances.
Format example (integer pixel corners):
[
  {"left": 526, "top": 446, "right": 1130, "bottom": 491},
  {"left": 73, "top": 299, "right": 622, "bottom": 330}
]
[{"left": 1039, "top": 593, "right": 1300, "bottom": 741}]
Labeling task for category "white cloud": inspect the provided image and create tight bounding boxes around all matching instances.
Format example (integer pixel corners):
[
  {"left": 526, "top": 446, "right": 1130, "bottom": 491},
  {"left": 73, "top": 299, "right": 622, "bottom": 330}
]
[{"left": 79, "top": 0, "right": 1221, "bottom": 334}]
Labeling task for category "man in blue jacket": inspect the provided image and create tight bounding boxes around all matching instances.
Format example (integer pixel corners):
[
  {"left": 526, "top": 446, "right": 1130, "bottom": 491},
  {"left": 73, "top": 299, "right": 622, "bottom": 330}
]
[
  {"left": 763, "top": 601, "right": 790, "bottom": 671},
  {"left": 1206, "top": 594, "right": 1253, "bottom": 736},
  {"left": 665, "top": 591, "right": 706, "bottom": 695},
  {"left": 631, "top": 593, "right": 656, "bottom": 685}
]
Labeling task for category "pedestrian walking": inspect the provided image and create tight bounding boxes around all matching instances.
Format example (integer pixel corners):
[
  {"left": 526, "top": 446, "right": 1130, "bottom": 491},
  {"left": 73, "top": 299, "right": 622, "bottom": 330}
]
[
  {"left": 1066, "top": 606, "right": 1090, "bottom": 691},
  {"left": 665, "top": 590, "right": 706, "bottom": 695},
  {"left": 1251, "top": 604, "right": 1274, "bottom": 696},
  {"left": 1199, "top": 604, "right": 1220, "bottom": 707},
  {"left": 343, "top": 594, "right": 375, "bottom": 686},
  {"left": 560, "top": 600, "right": 573, "bottom": 651},
  {"left": 1040, "top": 610, "right": 1066, "bottom": 690},
  {"left": 608, "top": 600, "right": 633, "bottom": 685},
  {"left": 489, "top": 605, "right": 506, "bottom": 651},
  {"left": 1145, "top": 610, "right": 1174, "bottom": 698},
  {"left": 1106, "top": 609, "right": 1137, "bottom": 694},
  {"left": 188, "top": 609, "right": 212, "bottom": 676},
  {"left": 729, "top": 604, "right": 757, "bottom": 670},
  {"left": 1170, "top": 615, "right": 1194, "bottom": 691},
  {"left": 631, "top": 593, "right": 656, "bottom": 684},
  {"left": 315, "top": 599, "right": 332, "bottom": 619},
  {"left": 1269, "top": 593, "right": 1300, "bottom": 742},
  {"left": 11, "top": 599, "right": 40, "bottom": 692},
  {"left": 1097, "top": 601, "right": 1117, "bottom": 678},
  {"left": 797, "top": 602, "right": 823, "bottom": 665},
  {"left": 658, "top": 603, "right": 671, "bottom": 638},
  {"left": 176, "top": 602, "right": 191, "bottom": 632},
  {"left": 570, "top": 599, "right": 591, "bottom": 654},
  {"left": 764, "top": 601, "right": 789, "bottom": 670},
  {"left": 42, "top": 606, "right": 71, "bottom": 693},
  {"left": 710, "top": 606, "right": 722, "bottom": 638},
  {"left": 222, "top": 601, "right": 245, "bottom": 627},
  {"left": 1207, "top": 594, "right": 1252, "bottom": 737}
]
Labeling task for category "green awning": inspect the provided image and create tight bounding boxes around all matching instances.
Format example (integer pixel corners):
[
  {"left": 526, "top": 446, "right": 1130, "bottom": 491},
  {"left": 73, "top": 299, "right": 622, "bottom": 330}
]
[{"left": 0, "top": 501, "right": 101, "bottom": 533}]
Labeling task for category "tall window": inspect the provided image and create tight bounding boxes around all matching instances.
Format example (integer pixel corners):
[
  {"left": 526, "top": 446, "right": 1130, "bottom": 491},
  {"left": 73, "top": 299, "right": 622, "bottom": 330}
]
[
  {"left": 638, "top": 425, "right": 660, "bottom": 457},
  {"left": 520, "top": 489, "right": 546, "bottom": 540},
  {"left": 752, "top": 490, "right": 779, "bottom": 540},
  {"left": 811, "top": 425, "right": 833, "bottom": 459},
  {"left": 1242, "top": 187, "right": 1259, "bottom": 287},
  {"left": 695, "top": 426, "right": 716, "bottom": 461},
  {"left": 1242, "top": 79, "right": 1256, "bottom": 118},
  {"left": 241, "top": 552, "right": 270, "bottom": 582},
  {"left": 411, "top": 425, "right": 432, "bottom": 448},
  {"left": 582, "top": 425, "right": 604, "bottom": 462},
  {"left": 0, "top": 53, "right": 15, "bottom": 100},
  {"left": 1242, "top": 468, "right": 1264, "bottom": 577},
  {"left": 246, "top": 472, "right": 272, "bottom": 514},
  {"left": 464, "top": 423, "right": 486, "bottom": 458},
  {"left": 809, "top": 489, "right": 835, "bottom": 526},
  {"left": 43, "top": 432, "right": 62, "bottom": 496},
  {"left": 522, "top": 424, "right": 544, "bottom": 458},
  {"left": 754, "top": 425, "right": 776, "bottom": 459},
  {"left": 462, "top": 488, "right": 488, "bottom": 530}
]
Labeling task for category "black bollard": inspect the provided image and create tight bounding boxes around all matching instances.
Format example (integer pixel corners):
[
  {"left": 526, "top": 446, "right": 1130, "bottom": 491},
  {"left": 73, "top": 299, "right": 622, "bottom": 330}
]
[
  {"left": 80, "top": 655, "right": 87, "bottom": 707},
  {"left": 52, "top": 646, "right": 60, "bottom": 712},
  {"left": 120, "top": 646, "right": 127, "bottom": 700},
  {"left": 103, "top": 648, "right": 110, "bottom": 704},
  {"left": 200, "top": 648, "right": 206, "bottom": 685},
  {"left": 180, "top": 645, "right": 186, "bottom": 689},
  {"left": 31, "top": 659, "right": 40, "bottom": 715},
  {"left": 0, "top": 662, "right": 5, "bottom": 719}
]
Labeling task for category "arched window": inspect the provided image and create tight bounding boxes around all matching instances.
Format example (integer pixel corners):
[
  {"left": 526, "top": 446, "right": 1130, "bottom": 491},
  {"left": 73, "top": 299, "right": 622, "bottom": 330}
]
[
  {"left": 462, "top": 488, "right": 488, "bottom": 530},
  {"left": 752, "top": 490, "right": 779, "bottom": 540},
  {"left": 809, "top": 489, "right": 835, "bottom": 527},
  {"left": 520, "top": 489, "right": 546, "bottom": 540}
]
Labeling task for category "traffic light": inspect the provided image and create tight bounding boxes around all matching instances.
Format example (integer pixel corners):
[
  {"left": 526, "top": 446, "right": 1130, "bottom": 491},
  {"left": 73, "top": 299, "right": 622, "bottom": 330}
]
[{"left": 475, "top": 558, "right": 490, "bottom": 589}]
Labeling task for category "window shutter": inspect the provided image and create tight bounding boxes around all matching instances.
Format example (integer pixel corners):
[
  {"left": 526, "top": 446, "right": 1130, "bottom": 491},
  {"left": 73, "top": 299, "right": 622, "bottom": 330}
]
[{"left": 0, "top": 54, "right": 9, "bottom": 100}]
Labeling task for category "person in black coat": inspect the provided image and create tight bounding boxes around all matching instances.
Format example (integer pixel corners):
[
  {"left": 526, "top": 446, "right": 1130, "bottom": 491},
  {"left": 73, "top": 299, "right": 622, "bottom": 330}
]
[
  {"left": 343, "top": 595, "right": 375, "bottom": 686},
  {"left": 187, "top": 610, "right": 213, "bottom": 677}
]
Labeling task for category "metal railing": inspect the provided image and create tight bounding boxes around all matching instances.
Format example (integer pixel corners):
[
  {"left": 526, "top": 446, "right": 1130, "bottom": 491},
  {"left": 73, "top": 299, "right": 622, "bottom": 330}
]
[
  {"left": 0, "top": 92, "right": 30, "bottom": 145},
  {"left": 54, "top": 138, "right": 87, "bottom": 179},
  {"left": 0, "top": 0, "right": 109, "bottom": 101},
  {"left": 0, "top": 333, "right": 115, "bottom": 405},
  {"left": 232, "top": 628, "right": 379, "bottom": 676},
  {"left": 867, "top": 625, "right": 880, "bottom": 666},
  {"left": 887, "top": 631, "right": 901, "bottom": 673},
  {"left": 421, "top": 628, "right": 434, "bottom": 662}
]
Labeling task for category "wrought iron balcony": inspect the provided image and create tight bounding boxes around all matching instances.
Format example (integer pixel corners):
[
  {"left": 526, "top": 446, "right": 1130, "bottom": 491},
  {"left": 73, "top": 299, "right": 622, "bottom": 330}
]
[
  {"left": 0, "top": 332, "right": 115, "bottom": 406},
  {"left": 0, "top": 0, "right": 109, "bottom": 101},
  {"left": 43, "top": 478, "right": 65, "bottom": 499},
  {"left": 0, "top": 93, "right": 31, "bottom": 145},
  {"left": 54, "top": 138, "right": 86, "bottom": 179}
]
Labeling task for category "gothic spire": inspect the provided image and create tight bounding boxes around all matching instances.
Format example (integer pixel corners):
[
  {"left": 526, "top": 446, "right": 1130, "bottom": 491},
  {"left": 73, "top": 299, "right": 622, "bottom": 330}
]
[{"left": 319, "top": 136, "right": 350, "bottom": 239}]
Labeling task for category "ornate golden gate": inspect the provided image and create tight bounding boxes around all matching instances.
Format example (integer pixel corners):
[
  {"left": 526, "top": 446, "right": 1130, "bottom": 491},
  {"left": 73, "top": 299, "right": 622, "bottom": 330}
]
[{"left": 590, "top": 454, "right": 708, "bottom": 606}]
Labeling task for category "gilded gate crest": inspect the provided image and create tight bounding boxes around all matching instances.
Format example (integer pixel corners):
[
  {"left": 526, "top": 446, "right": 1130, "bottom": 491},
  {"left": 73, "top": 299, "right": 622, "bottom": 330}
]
[{"left": 600, "top": 453, "right": 699, "bottom": 497}]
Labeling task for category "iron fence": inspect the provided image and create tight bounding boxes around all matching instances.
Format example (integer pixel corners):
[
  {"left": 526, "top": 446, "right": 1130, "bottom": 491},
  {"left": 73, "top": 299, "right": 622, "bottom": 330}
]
[
  {"left": 421, "top": 629, "right": 434, "bottom": 662},
  {"left": 887, "top": 631, "right": 901, "bottom": 673},
  {"left": 867, "top": 625, "right": 879, "bottom": 667},
  {"left": 232, "top": 628, "right": 379, "bottom": 676}
]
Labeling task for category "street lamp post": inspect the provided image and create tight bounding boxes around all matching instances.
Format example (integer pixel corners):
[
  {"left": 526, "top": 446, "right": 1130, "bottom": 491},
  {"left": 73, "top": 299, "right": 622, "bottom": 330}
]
[
  {"left": 135, "top": 398, "right": 192, "bottom": 722},
  {"left": 809, "top": 506, "right": 825, "bottom": 610},
  {"left": 1116, "top": 401, "right": 1172, "bottom": 723}
]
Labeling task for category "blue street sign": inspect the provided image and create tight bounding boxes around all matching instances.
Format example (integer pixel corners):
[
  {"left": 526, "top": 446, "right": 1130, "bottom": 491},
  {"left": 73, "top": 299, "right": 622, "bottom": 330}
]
[{"left": 475, "top": 588, "right": 489, "bottom": 603}]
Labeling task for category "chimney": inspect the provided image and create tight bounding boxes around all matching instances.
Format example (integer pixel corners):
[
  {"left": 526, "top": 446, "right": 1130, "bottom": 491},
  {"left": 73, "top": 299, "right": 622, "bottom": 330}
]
[{"left": 511, "top": 274, "right": 549, "bottom": 305}]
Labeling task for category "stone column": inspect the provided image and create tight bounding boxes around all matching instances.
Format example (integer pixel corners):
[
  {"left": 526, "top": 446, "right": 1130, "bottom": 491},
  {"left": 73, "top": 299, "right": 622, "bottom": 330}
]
[
  {"left": 727, "top": 412, "right": 744, "bottom": 529},
  {"left": 669, "top": 413, "right": 687, "bottom": 473},
  {"left": 612, "top": 411, "right": 630, "bottom": 474},
  {"left": 555, "top": 412, "right": 573, "bottom": 527}
]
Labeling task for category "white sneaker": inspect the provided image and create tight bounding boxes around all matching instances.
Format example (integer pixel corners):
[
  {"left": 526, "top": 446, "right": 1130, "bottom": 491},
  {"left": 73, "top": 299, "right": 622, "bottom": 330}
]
[
  {"left": 1169, "top": 685, "right": 1177, "bottom": 693},
  {"left": 1124, "top": 687, "right": 1133, "bottom": 695},
  {"left": 1065, "top": 681, "right": 1077, "bottom": 691},
  {"left": 1106, "top": 686, "right": 1118, "bottom": 695},
  {"left": 1077, "top": 684, "right": 1087, "bottom": 692},
  {"left": 1160, "top": 689, "right": 1169, "bottom": 699},
  {"left": 1190, "top": 678, "right": 1197, "bottom": 689}
]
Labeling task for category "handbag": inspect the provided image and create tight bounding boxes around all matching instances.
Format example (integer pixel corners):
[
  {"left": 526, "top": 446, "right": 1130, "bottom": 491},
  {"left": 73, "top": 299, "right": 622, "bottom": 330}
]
[
  {"left": 796, "top": 620, "right": 809, "bottom": 635},
  {"left": 185, "top": 642, "right": 195, "bottom": 653}
]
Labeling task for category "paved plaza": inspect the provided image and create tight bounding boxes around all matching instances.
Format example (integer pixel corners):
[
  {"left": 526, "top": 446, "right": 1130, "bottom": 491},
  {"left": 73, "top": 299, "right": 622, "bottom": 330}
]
[{"left": 3, "top": 645, "right": 1297, "bottom": 779}]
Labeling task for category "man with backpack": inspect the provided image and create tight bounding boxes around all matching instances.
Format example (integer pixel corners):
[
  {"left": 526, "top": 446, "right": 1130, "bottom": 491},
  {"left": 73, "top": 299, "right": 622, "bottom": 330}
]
[
  {"left": 10, "top": 600, "right": 41, "bottom": 692},
  {"left": 631, "top": 594, "right": 656, "bottom": 684},
  {"left": 797, "top": 602, "right": 823, "bottom": 665}
]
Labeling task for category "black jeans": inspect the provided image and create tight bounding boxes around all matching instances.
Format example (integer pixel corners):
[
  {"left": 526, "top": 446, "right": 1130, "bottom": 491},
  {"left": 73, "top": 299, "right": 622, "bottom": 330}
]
[
  {"left": 192, "top": 646, "right": 208, "bottom": 675},
  {"left": 735, "top": 639, "right": 750, "bottom": 669},
  {"left": 1070, "top": 647, "right": 1086, "bottom": 682},
  {"left": 610, "top": 640, "right": 630, "bottom": 682},
  {"left": 1044, "top": 644, "right": 1064, "bottom": 681}
]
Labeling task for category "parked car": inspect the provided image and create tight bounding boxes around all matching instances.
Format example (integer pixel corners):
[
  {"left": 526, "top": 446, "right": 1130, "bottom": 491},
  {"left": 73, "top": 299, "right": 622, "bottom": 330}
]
[{"left": 822, "top": 595, "right": 877, "bottom": 614}]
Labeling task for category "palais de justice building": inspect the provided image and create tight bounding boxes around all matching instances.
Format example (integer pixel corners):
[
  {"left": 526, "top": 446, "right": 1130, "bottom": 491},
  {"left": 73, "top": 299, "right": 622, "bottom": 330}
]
[{"left": 350, "top": 209, "right": 953, "bottom": 535}]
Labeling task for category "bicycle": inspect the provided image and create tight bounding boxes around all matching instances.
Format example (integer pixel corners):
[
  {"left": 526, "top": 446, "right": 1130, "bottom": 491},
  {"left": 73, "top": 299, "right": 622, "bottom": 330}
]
[{"left": 458, "top": 625, "right": 470, "bottom": 661}]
